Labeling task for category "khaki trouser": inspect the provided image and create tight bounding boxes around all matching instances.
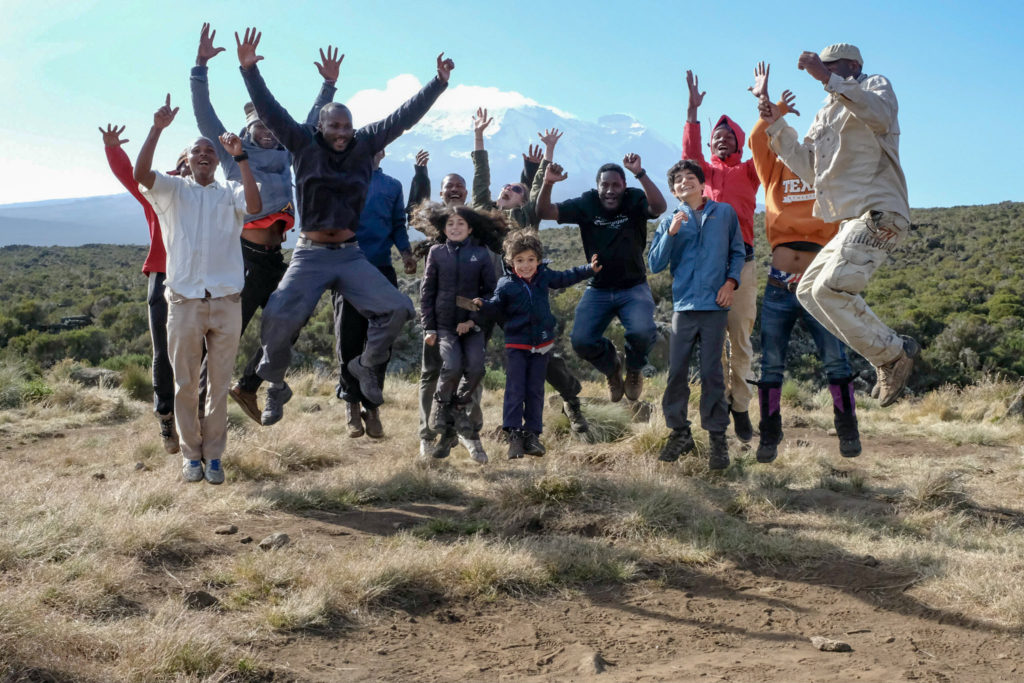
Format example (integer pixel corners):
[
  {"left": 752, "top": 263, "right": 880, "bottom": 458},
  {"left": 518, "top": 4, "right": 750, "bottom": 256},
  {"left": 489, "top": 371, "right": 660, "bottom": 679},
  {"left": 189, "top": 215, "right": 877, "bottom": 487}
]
[
  {"left": 167, "top": 292, "right": 242, "bottom": 463},
  {"left": 721, "top": 259, "right": 757, "bottom": 412},
  {"left": 796, "top": 210, "right": 909, "bottom": 367}
]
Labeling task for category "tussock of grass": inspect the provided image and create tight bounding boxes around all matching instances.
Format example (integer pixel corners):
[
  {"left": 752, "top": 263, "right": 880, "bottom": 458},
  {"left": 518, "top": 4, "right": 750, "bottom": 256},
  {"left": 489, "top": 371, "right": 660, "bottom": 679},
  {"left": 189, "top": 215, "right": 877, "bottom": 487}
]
[{"left": 903, "top": 469, "right": 972, "bottom": 511}]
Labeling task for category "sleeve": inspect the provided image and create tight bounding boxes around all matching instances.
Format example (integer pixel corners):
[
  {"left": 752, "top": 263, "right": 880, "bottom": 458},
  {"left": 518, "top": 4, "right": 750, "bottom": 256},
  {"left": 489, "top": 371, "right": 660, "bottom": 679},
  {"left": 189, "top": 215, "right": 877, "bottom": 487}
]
[
  {"left": 647, "top": 216, "right": 676, "bottom": 274},
  {"left": 470, "top": 149, "right": 494, "bottom": 209},
  {"left": 766, "top": 117, "right": 816, "bottom": 188},
  {"left": 190, "top": 65, "right": 238, "bottom": 180},
  {"left": 548, "top": 264, "right": 594, "bottom": 289},
  {"left": 140, "top": 172, "right": 180, "bottom": 220},
  {"left": 554, "top": 196, "right": 587, "bottom": 226},
  {"left": 521, "top": 158, "right": 548, "bottom": 229},
  {"left": 748, "top": 112, "right": 782, "bottom": 187},
  {"left": 521, "top": 157, "right": 539, "bottom": 187},
  {"left": 304, "top": 80, "right": 337, "bottom": 127},
  {"left": 682, "top": 120, "right": 708, "bottom": 169},
  {"left": 229, "top": 180, "right": 248, "bottom": 216},
  {"left": 407, "top": 164, "right": 431, "bottom": 214},
  {"left": 361, "top": 76, "right": 448, "bottom": 154},
  {"left": 725, "top": 208, "right": 746, "bottom": 286},
  {"left": 476, "top": 279, "right": 507, "bottom": 320},
  {"left": 827, "top": 73, "right": 898, "bottom": 135},
  {"left": 240, "top": 65, "right": 309, "bottom": 153},
  {"left": 471, "top": 253, "right": 498, "bottom": 324},
  {"left": 420, "top": 248, "right": 439, "bottom": 333},
  {"left": 628, "top": 189, "right": 652, "bottom": 224},
  {"left": 390, "top": 180, "right": 411, "bottom": 254},
  {"left": 105, "top": 146, "right": 146, "bottom": 202}
]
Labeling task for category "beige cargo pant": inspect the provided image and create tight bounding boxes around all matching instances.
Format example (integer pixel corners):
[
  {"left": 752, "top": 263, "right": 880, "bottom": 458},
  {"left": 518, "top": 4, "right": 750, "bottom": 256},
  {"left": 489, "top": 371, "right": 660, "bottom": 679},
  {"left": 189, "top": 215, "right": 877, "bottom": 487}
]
[
  {"left": 796, "top": 210, "right": 909, "bottom": 368},
  {"left": 722, "top": 259, "right": 757, "bottom": 413},
  {"left": 167, "top": 292, "right": 242, "bottom": 463}
]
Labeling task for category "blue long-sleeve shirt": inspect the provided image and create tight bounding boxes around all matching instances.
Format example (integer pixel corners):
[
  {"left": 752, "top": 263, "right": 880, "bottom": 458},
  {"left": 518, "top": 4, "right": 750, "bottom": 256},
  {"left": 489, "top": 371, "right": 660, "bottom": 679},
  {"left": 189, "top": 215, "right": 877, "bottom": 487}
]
[
  {"left": 648, "top": 199, "right": 745, "bottom": 312},
  {"left": 357, "top": 168, "right": 410, "bottom": 268}
]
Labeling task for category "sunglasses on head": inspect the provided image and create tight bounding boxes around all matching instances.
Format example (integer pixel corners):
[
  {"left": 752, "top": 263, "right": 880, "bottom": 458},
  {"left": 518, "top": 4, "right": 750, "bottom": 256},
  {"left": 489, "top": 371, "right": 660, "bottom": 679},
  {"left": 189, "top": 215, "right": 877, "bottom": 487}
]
[{"left": 502, "top": 184, "right": 525, "bottom": 195}]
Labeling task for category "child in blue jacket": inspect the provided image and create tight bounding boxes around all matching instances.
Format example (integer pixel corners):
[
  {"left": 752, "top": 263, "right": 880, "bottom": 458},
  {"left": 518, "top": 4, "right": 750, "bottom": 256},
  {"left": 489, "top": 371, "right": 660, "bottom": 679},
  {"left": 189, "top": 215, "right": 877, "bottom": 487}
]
[
  {"left": 474, "top": 231, "right": 599, "bottom": 459},
  {"left": 648, "top": 160, "right": 745, "bottom": 470}
]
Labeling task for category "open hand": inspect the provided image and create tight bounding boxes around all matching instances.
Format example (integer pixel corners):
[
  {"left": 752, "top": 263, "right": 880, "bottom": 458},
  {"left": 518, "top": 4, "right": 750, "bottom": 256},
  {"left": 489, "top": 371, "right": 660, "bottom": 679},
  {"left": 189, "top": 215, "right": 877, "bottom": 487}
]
[
  {"left": 153, "top": 94, "right": 179, "bottom": 129},
  {"left": 538, "top": 127, "right": 563, "bottom": 149},
  {"left": 473, "top": 107, "right": 492, "bottom": 136},
  {"left": 622, "top": 153, "right": 643, "bottom": 176},
  {"left": 590, "top": 253, "right": 602, "bottom": 273},
  {"left": 315, "top": 45, "right": 343, "bottom": 82},
  {"left": 436, "top": 52, "right": 455, "bottom": 83},
  {"left": 219, "top": 132, "right": 243, "bottom": 156},
  {"left": 235, "top": 27, "right": 264, "bottom": 69},
  {"left": 797, "top": 51, "right": 830, "bottom": 85},
  {"left": 99, "top": 124, "right": 128, "bottom": 147},
  {"left": 456, "top": 321, "right": 475, "bottom": 335},
  {"left": 758, "top": 98, "right": 781, "bottom": 124},
  {"left": 668, "top": 211, "right": 686, "bottom": 236},
  {"left": 780, "top": 89, "right": 800, "bottom": 116},
  {"left": 425, "top": 333, "right": 437, "bottom": 347},
  {"left": 544, "top": 162, "right": 567, "bottom": 184},
  {"left": 197, "top": 23, "right": 225, "bottom": 65},
  {"left": 415, "top": 149, "right": 429, "bottom": 167},
  {"left": 524, "top": 144, "right": 542, "bottom": 165},
  {"left": 686, "top": 70, "right": 706, "bottom": 110},
  {"left": 748, "top": 61, "right": 769, "bottom": 100}
]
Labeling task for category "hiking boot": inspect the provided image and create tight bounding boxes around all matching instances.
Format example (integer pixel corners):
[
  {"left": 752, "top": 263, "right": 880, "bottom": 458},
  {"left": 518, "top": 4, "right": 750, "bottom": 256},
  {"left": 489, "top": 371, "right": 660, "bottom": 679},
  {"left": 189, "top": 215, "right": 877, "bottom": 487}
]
[
  {"left": 204, "top": 458, "right": 225, "bottom": 485},
  {"left": 875, "top": 336, "right": 920, "bottom": 407},
  {"left": 830, "top": 377, "right": 861, "bottom": 458},
  {"left": 624, "top": 367, "right": 644, "bottom": 401},
  {"left": 429, "top": 399, "right": 453, "bottom": 433},
  {"left": 156, "top": 411, "right": 180, "bottom": 454},
  {"left": 658, "top": 427, "right": 695, "bottom": 462},
  {"left": 182, "top": 458, "right": 204, "bottom": 483},
  {"left": 458, "top": 435, "right": 488, "bottom": 464},
  {"left": 522, "top": 431, "right": 546, "bottom": 457},
  {"left": 229, "top": 384, "right": 262, "bottom": 425},
  {"left": 506, "top": 430, "right": 525, "bottom": 459},
  {"left": 606, "top": 352, "right": 625, "bottom": 403},
  {"left": 731, "top": 409, "right": 753, "bottom": 443},
  {"left": 432, "top": 431, "right": 457, "bottom": 459},
  {"left": 347, "top": 354, "right": 384, "bottom": 406},
  {"left": 261, "top": 382, "right": 292, "bottom": 426},
  {"left": 345, "top": 401, "right": 364, "bottom": 438},
  {"left": 562, "top": 399, "right": 589, "bottom": 434},
  {"left": 870, "top": 383, "right": 880, "bottom": 400},
  {"left": 756, "top": 383, "right": 783, "bottom": 463},
  {"left": 362, "top": 406, "right": 384, "bottom": 439},
  {"left": 707, "top": 431, "right": 730, "bottom": 471}
]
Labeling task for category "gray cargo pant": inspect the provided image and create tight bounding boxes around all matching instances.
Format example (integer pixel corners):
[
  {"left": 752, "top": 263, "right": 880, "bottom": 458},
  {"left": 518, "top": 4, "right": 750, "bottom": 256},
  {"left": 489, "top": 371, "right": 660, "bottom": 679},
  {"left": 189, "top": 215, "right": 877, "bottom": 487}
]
[{"left": 662, "top": 310, "right": 730, "bottom": 433}]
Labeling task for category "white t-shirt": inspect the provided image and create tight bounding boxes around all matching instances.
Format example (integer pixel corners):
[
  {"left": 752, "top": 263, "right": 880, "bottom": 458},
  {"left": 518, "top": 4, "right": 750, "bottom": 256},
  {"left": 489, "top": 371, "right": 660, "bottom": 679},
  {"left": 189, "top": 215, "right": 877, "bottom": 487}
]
[{"left": 141, "top": 171, "right": 247, "bottom": 300}]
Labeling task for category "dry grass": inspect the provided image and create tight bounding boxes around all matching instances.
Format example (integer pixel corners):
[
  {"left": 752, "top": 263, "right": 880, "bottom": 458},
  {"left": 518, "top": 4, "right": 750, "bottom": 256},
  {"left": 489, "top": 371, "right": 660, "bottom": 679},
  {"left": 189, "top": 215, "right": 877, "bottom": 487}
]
[{"left": 2, "top": 371, "right": 1024, "bottom": 679}]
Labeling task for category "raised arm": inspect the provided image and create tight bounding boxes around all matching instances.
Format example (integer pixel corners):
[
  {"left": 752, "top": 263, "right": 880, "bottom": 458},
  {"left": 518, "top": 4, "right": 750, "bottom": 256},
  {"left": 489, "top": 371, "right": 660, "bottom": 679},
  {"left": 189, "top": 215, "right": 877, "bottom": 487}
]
[
  {"left": 682, "top": 70, "right": 708, "bottom": 164},
  {"left": 191, "top": 23, "right": 239, "bottom": 178},
  {"left": 762, "top": 100, "right": 816, "bottom": 187},
  {"left": 623, "top": 153, "right": 666, "bottom": 217},
  {"left": 134, "top": 95, "right": 179, "bottom": 190},
  {"left": 797, "top": 51, "right": 897, "bottom": 134},
  {"left": 521, "top": 144, "right": 542, "bottom": 186},
  {"left": 362, "top": 53, "right": 453, "bottom": 153},
  {"left": 236, "top": 27, "right": 308, "bottom": 152},
  {"left": 305, "top": 45, "right": 342, "bottom": 126},
  {"left": 470, "top": 107, "right": 494, "bottom": 209},
  {"left": 535, "top": 162, "right": 567, "bottom": 221},
  {"left": 406, "top": 149, "right": 431, "bottom": 214},
  {"left": 100, "top": 125, "right": 141, "bottom": 195},
  {"left": 220, "top": 132, "right": 262, "bottom": 215}
]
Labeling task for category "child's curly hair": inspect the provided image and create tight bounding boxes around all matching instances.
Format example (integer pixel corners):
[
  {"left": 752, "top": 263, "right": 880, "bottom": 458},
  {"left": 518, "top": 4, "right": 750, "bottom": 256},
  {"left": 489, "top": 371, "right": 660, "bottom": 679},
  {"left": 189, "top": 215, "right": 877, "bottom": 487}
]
[
  {"left": 503, "top": 230, "right": 543, "bottom": 265},
  {"left": 410, "top": 202, "right": 509, "bottom": 258}
]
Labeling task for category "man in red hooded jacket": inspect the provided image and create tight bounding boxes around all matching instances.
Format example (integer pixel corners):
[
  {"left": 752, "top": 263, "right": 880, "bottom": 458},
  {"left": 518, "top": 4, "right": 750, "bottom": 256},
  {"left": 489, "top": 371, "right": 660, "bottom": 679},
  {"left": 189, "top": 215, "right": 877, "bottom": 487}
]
[{"left": 681, "top": 70, "right": 760, "bottom": 443}]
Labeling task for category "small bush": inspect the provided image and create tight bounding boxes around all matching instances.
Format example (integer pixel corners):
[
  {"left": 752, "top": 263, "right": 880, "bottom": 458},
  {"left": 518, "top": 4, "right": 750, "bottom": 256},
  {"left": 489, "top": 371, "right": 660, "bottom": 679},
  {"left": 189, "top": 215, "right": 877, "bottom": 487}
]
[{"left": 119, "top": 363, "right": 152, "bottom": 403}]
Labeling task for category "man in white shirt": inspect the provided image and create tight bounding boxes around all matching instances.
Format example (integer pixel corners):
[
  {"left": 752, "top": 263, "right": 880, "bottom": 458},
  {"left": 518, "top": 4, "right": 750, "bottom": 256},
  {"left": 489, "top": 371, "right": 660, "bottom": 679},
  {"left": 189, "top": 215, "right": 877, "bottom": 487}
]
[{"left": 135, "top": 94, "right": 262, "bottom": 484}]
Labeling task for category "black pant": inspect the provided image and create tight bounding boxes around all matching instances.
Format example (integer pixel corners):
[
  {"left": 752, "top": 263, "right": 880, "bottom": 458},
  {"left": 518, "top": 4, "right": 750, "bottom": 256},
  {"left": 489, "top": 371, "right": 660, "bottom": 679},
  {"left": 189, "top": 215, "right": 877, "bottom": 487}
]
[
  {"left": 147, "top": 272, "right": 175, "bottom": 414},
  {"left": 236, "top": 240, "right": 289, "bottom": 393},
  {"left": 479, "top": 319, "right": 580, "bottom": 403},
  {"left": 333, "top": 263, "right": 398, "bottom": 407}
]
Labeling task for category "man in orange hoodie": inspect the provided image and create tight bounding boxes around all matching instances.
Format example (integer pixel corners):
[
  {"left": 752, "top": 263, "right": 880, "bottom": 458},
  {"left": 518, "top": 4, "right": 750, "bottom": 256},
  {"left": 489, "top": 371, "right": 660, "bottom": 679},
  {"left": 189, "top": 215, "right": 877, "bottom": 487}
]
[
  {"left": 747, "top": 63, "right": 860, "bottom": 463},
  {"left": 682, "top": 70, "right": 760, "bottom": 443}
]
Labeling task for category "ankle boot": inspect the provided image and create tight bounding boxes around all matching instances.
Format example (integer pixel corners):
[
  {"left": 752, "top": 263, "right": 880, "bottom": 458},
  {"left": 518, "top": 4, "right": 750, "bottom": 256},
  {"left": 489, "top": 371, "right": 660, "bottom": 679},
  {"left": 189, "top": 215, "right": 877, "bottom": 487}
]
[
  {"left": 830, "top": 377, "right": 862, "bottom": 457},
  {"left": 756, "top": 383, "right": 783, "bottom": 463}
]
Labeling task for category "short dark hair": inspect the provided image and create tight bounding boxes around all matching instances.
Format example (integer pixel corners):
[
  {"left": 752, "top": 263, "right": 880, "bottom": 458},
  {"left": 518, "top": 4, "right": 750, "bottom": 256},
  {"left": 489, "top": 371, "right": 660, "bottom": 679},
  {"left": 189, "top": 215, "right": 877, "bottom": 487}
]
[
  {"left": 595, "top": 163, "right": 626, "bottom": 184},
  {"left": 503, "top": 230, "right": 543, "bottom": 264},
  {"left": 318, "top": 102, "right": 352, "bottom": 125},
  {"left": 666, "top": 159, "right": 705, "bottom": 187}
]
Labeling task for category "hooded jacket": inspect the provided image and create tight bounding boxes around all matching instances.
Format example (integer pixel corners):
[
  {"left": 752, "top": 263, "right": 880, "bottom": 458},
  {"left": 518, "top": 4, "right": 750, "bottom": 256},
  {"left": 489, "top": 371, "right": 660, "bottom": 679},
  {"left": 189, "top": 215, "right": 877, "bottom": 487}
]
[
  {"left": 421, "top": 238, "right": 497, "bottom": 334},
  {"left": 682, "top": 115, "right": 760, "bottom": 247},
  {"left": 190, "top": 65, "right": 336, "bottom": 226}
]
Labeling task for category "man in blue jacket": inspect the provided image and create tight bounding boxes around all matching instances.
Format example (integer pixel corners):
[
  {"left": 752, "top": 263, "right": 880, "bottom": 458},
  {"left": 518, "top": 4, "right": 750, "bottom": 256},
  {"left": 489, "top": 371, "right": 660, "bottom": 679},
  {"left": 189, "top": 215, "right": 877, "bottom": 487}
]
[{"left": 649, "top": 160, "right": 745, "bottom": 470}]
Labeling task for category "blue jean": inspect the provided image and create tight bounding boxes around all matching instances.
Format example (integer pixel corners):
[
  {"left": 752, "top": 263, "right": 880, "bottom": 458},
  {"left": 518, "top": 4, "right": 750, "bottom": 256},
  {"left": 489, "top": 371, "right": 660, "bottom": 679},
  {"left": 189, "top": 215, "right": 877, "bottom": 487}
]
[
  {"left": 760, "top": 283, "right": 851, "bottom": 385},
  {"left": 503, "top": 348, "right": 550, "bottom": 434},
  {"left": 570, "top": 283, "right": 657, "bottom": 376}
]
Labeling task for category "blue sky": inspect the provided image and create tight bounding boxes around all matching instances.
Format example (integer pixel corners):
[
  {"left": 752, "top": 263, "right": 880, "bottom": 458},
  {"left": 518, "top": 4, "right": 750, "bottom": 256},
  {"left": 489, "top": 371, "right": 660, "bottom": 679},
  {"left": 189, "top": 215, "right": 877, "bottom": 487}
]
[{"left": 2, "top": 0, "right": 1021, "bottom": 208}]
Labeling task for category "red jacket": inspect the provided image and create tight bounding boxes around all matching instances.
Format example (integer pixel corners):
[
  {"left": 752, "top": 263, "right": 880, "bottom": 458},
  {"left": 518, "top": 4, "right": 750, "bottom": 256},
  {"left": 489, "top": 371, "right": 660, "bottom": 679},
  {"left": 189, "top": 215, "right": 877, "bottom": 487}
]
[
  {"left": 105, "top": 145, "right": 166, "bottom": 275},
  {"left": 682, "top": 115, "right": 759, "bottom": 246}
]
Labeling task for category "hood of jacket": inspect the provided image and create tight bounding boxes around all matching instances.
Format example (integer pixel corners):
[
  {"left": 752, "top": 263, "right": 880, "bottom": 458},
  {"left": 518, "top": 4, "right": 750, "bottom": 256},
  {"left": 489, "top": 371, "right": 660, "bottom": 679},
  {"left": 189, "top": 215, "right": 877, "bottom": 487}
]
[{"left": 711, "top": 114, "right": 746, "bottom": 167}]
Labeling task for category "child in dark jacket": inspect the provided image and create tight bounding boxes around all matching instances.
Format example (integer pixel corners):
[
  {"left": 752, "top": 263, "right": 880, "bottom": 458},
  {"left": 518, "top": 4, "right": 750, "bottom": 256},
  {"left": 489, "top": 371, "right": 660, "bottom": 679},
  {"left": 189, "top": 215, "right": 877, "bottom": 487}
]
[
  {"left": 474, "top": 231, "right": 600, "bottom": 459},
  {"left": 415, "top": 205, "right": 506, "bottom": 463}
]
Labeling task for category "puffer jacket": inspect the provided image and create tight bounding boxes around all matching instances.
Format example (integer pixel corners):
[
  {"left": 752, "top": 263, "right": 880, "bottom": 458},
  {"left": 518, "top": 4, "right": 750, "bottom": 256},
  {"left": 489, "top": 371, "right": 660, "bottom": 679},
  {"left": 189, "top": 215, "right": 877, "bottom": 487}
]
[
  {"left": 479, "top": 262, "right": 593, "bottom": 349},
  {"left": 421, "top": 239, "right": 497, "bottom": 334}
]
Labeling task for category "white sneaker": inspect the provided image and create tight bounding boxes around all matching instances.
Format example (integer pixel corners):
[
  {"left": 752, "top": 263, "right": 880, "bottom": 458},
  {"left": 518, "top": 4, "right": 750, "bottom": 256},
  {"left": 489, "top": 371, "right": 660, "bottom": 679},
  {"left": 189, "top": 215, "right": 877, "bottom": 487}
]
[
  {"left": 458, "top": 435, "right": 488, "bottom": 464},
  {"left": 182, "top": 458, "right": 204, "bottom": 483}
]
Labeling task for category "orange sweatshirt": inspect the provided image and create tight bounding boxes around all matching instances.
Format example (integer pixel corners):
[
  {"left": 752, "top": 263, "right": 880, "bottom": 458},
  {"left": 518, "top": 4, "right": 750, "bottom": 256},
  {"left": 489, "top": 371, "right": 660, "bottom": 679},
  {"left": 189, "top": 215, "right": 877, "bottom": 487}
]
[{"left": 749, "top": 101, "right": 838, "bottom": 249}]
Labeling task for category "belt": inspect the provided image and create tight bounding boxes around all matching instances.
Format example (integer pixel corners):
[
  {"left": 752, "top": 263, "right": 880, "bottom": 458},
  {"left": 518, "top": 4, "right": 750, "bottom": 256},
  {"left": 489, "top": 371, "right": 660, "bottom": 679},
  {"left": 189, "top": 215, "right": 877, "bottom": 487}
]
[
  {"left": 768, "top": 276, "right": 800, "bottom": 293},
  {"left": 296, "top": 236, "right": 359, "bottom": 250}
]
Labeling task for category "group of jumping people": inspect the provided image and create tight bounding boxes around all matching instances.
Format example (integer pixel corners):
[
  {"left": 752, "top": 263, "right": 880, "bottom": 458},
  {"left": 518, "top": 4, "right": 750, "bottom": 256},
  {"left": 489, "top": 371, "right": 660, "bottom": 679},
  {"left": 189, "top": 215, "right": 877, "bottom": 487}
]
[{"left": 102, "top": 26, "right": 914, "bottom": 482}]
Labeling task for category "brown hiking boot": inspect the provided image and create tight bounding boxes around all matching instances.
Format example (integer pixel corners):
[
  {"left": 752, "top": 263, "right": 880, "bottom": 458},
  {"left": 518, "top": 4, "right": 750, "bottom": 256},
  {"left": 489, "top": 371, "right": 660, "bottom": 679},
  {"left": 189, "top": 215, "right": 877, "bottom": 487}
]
[
  {"left": 229, "top": 384, "right": 262, "bottom": 425},
  {"left": 876, "top": 336, "right": 920, "bottom": 407},
  {"left": 156, "top": 411, "right": 180, "bottom": 454},
  {"left": 606, "top": 352, "right": 625, "bottom": 403},
  {"left": 624, "top": 367, "right": 643, "bottom": 401},
  {"left": 362, "top": 406, "right": 384, "bottom": 439},
  {"left": 345, "top": 401, "right": 364, "bottom": 438}
]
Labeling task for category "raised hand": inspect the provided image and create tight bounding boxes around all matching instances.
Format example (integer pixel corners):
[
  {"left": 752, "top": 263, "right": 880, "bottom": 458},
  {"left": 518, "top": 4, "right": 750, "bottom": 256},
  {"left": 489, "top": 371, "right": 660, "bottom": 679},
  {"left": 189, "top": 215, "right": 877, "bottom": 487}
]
[
  {"left": 219, "top": 132, "right": 243, "bottom": 156},
  {"left": 415, "top": 149, "right": 430, "bottom": 167},
  {"left": 523, "top": 144, "right": 543, "bottom": 165},
  {"left": 748, "top": 61, "right": 770, "bottom": 100},
  {"left": 153, "top": 94, "right": 179, "bottom": 129},
  {"left": 473, "top": 107, "right": 493, "bottom": 136},
  {"left": 544, "top": 162, "right": 568, "bottom": 184},
  {"left": 315, "top": 45, "right": 343, "bottom": 82},
  {"left": 235, "top": 27, "right": 264, "bottom": 69},
  {"left": 780, "top": 89, "right": 800, "bottom": 116},
  {"left": 538, "top": 128, "right": 563, "bottom": 148},
  {"left": 758, "top": 98, "right": 781, "bottom": 124},
  {"left": 668, "top": 211, "right": 686, "bottom": 236},
  {"left": 590, "top": 253, "right": 603, "bottom": 273},
  {"left": 622, "top": 153, "right": 643, "bottom": 176},
  {"left": 797, "top": 51, "right": 830, "bottom": 85},
  {"left": 197, "top": 22, "right": 225, "bottom": 65},
  {"left": 436, "top": 52, "right": 455, "bottom": 83},
  {"left": 686, "top": 70, "right": 706, "bottom": 110},
  {"left": 99, "top": 124, "right": 128, "bottom": 147}
]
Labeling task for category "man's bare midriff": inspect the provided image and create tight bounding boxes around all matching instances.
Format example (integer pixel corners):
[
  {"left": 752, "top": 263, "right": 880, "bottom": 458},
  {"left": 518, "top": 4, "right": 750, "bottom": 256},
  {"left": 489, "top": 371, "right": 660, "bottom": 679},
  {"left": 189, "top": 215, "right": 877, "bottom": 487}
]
[
  {"left": 771, "top": 245, "right": 818, "bottom": 274},
  {"left": 241, "top": 220, "right": 287, "bottom": 248},
  {"left": 301, "top": 228, "right": 357, "bottom": 243}
]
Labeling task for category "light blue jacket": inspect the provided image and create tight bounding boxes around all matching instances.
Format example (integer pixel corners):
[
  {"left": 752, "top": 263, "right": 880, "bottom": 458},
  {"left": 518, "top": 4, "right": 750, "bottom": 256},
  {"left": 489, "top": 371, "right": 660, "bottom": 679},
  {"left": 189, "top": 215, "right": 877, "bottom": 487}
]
[{"left": 648, "top": 199, "right": 745, "bottom": 311}]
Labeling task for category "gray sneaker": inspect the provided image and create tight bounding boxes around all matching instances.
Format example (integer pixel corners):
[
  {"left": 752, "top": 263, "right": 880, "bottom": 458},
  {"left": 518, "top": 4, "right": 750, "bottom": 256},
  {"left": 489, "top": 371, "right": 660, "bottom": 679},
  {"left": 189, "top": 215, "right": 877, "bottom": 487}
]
[
  {"left": 182, "top": 458, "right": 204, "bottom": 483},
  {"left": 204, "top": 458, "right": 225, "bottom": 485},
  {"left": 261, "top": 382, "right": 293, "bottom": 426},
  {"left": 876, "top": 336, "right": 920, "bottom": 407},
  {"left": 156, "top": 411, "right": 180, "bottom": 454},
  {"left": 458, "top": 435, "right": 488, "bottom": 464},
  {"left": 347, "top": 354, "right": 384, "bottom": 406}
]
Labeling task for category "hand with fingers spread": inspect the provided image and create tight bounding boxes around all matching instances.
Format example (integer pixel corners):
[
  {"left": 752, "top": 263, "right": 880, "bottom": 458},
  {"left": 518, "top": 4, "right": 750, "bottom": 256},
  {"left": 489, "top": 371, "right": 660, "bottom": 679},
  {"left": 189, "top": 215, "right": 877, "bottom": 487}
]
[
  {"left": 197, "top": 22, "right": 225, "bottom": 66},
  {"left": 622, "top": 153, "right": 643, "bottom": 176},
  {"left": 779, "top": 89, "right": 800, "bottom": 116},
  {"left": 436, "top": 52, "right": 455, "bottom": 83},
  {"left": 153, "top": 94, "right": 179, "bottom": 129},
  {"left": 544, "top": 162, "right": 567, "bottom": 184},
  {"left": 235, "top": 27, "right": 264, "bottom": 69},
  {"left": 219, "top": 132, "right": 243, "bottom": 157},
  {"left": 315, "top": 45, "right": 344, "bottom": 83},
  {"left": 758, "top": 98, "right": 781, "bottom": 124},
  {"left": 748, "top": 61, "right": 770, "bottom": 100},
  {"left": 415, "top": 149, "right": 430, "bottom": 167},
  {"left": 686, "top": 70, "right": 705, "bottom": 122},
  {"left": 538, "top": 127, "right": 562, "bottom": 161},
  {"left": 473, "top": 107, "right": 492, "bottom": 136},
  {"left": 523, "top": 144, "right": 543, "bottom": 165},
  {"left": 99, "top": 124, "right": 129, "bottom": 147}
]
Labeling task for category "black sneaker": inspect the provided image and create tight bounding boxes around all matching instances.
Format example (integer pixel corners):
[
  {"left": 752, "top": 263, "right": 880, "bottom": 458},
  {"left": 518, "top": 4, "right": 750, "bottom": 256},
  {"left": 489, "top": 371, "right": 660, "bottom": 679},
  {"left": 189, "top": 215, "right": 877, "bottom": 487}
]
[
  {"left": 347, "top": 354, "right": 384, "bottom": 406},
  {"left": 708, "top": 431, "right": 730, "bottom": 471},
  {"left": 562, "top": 399, "right": 589, "bottom": 433},
  {"left": 606, "top": 352, "right": 625, "bottom": 403},
  {"left": 834, "top": 410, "right": 862, "bottom": 458},
  {"left": 522, "top": 431, "right": 546, "bottom": 456},
  {"left": 731, "top": 409, "right": 753, "bottom": 443},
  {"left": 261, "top": 382, "right": 293, "bottom": 426},
  {"left": 658, "top": 428, "right": 695, "bottom": 462},
  {"left": 506, "top": 430, "right": 525, "bottom": 459},
  {"left": 432, "top": 430, "right": 457, "bottom": 459}
]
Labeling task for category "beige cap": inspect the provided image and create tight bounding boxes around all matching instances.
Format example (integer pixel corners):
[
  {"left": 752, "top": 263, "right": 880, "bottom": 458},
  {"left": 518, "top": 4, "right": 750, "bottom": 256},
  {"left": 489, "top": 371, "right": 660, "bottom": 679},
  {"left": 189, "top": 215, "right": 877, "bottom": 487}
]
[
  {"left": 243, "top": 102, "right": 261, "bottom": 128},
  {"left": 820, "top": 43, "right": 863, "bottom": 65}
]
